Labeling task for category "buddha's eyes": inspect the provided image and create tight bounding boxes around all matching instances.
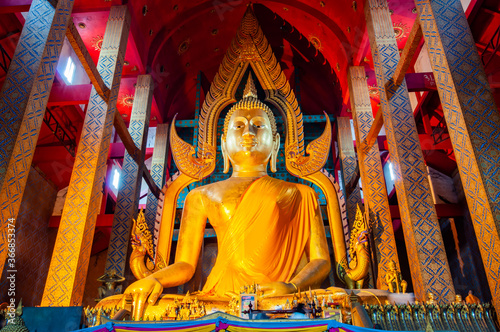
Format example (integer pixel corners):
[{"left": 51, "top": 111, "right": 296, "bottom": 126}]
[
  {"left": 252, "top": 119, "right": 265, "bottom": 128},
  {"left": 230, "top": 116, "right": 266, "bottom": 130},
  {"left": 233, "top": 121, "right": 245, "bottom": 129}
]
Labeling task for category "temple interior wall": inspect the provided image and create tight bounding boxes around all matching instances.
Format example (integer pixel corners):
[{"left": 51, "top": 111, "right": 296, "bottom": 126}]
[{"left": 0, "top": 166, "right": 58, "bottom": 306}]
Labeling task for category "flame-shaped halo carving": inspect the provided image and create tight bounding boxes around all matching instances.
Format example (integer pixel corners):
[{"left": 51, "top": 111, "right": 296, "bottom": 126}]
[
  {"left": 170, "top": 114, "right": 215, "bottom": 180},
  {"left": 170, "top": 6, "right": 331, "bottom": 180}
]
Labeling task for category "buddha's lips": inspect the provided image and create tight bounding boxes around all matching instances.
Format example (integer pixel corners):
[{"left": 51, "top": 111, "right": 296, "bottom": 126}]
[{"left": 240, "top": 139, "right": 257, "bottom": 147}]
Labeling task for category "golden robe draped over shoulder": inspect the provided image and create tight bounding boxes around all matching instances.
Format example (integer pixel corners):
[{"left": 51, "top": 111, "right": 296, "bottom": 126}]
[{"left": 202, "top": 176, "right": 319, "bottom": 297}]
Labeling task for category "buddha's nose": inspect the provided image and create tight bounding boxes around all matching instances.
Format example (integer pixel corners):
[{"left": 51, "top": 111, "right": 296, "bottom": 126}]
[{"left": 242, "top": 123, "right": 255, "bottom": 138}]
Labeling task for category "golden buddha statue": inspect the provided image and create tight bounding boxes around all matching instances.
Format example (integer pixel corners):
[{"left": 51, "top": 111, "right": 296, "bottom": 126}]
[
  {"left": 120, "top": 77, "right": 331, "bottom": 318},
  {"left": 97, "top": 7, "right": 373, "bottom": 321}
]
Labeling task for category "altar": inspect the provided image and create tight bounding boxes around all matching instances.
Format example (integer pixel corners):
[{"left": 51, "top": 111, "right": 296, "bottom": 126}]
[{"left": 74, "top": 312, "right": 455, "bottom": 332}]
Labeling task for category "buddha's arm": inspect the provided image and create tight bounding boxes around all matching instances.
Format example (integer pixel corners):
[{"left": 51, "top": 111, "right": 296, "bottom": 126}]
[
  {"left": 289, "top": 203, "right": 331, "bottom": 289},
  {"left": 121, "top": 189, "right": 207, "bottom": 319},
  {"left": 151, "top": 189, "right": 207, "bottom": 286}
]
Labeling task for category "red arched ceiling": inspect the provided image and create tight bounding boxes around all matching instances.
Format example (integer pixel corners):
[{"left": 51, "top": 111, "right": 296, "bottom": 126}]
[
  {"left": 139, "top": 0, "right": 363, "bottom": 121},
  {"left": 126, "top": 0, "right": 420, "bottom": 121}
]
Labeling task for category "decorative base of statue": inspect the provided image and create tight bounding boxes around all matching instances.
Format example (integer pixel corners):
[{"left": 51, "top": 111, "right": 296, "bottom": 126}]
[{"left": 95, "top": 287, "right": 395, "bottom": 322}]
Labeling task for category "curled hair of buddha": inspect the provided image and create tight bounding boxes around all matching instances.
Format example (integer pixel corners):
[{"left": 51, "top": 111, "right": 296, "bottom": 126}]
[{"left": 223, "top": 75, "right": 277, "bottom": 140}]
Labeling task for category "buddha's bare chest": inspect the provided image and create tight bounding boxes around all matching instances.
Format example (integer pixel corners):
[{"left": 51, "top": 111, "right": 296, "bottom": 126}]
[{"left": 203, "top": 179, "right": 257, "bottom": 223}]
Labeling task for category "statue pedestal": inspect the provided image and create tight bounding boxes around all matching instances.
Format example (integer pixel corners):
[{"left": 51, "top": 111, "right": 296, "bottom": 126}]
[{"left": 95, "top": 287, "right": 392, "bottom": 321}]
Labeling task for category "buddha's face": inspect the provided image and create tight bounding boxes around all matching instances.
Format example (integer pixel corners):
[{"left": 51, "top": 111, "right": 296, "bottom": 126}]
[{"left": 224, "top": 107, "right": 274, "bottom": 169}]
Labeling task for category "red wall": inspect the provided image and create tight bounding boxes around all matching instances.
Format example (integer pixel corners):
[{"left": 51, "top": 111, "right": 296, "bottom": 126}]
[{"left": 0, "top": 167, "right": 58, "bottom": 306}]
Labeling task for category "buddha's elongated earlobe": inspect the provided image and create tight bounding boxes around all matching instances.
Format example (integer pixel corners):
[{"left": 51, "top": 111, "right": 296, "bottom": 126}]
[
  {"left": 222, "top": 136, "right": 230, "bottom": 173},
  {"left": 270, "top": 133, "right": 280, "bottom": 173}
]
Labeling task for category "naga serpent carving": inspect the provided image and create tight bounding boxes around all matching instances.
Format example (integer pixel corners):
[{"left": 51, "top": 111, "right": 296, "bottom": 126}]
[
  {"left": 130, "top": 211, "right": 166, "bottom": 279},
  {"left": 341, "top": 206, "right": 370, "bottom": 288}
]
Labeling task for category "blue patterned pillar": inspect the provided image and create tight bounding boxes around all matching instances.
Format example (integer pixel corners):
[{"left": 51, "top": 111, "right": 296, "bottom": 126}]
[
  {"left": 0, "top": 0, "right": 74, "bottom": 274},
  {"left": 145, "top": 124, "right": 169, "bottom": 235},
  {"left": 41, "top": 6, "right": 130, "bottom": 306},
  {"left": 105, "top": 75, "right": 154, "bottom": 277},
  {"left": 348, "top": 66, "right": 399, "bottom": 289},
  {"left": 337, "top": 117, "right": 362, "bottom": 231},
  {"left": 416, "top": 0, "right": 500, "bottom": 313},
  {"left": 365, "top": 0, "right": 455, "bottom": 302}
]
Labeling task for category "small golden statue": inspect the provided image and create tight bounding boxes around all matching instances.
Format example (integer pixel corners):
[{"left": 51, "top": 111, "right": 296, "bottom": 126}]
[
  {"left": 182, "top": 291, "right": 191, "bottom": 305},
  {"left": 228, "top": 297, "right": 239, "bottom": 316},
  {"left": 164, "top": 303, "right": 177, "bottom": 320},
  {"left": 465, "top": 290, "right": 480, "bottom": 304},
  {"left": 177, "top": 305, "right": 190, "bottom": 320},
  {"left": 454, "top": 294, "right": 463, "bottom": 304},
  {"left": 426, "top": 292, "right": 436, "bottom": 305},
  {"left": 385, "top": 260, "right": 407, "bottom": 294},
  {"left": 96, "top": 270, "right": 126, "bottom": 300}
]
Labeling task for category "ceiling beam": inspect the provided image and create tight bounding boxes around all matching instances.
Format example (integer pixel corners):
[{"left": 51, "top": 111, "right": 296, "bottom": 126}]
[
  {"left": 363, "top": 108, "right": 384, "bottom": 149},
  {"left": 66, "top": 18, "right": 110, "bottom": 102},
  {"left": 65, "top": 18, "right": 161, "bottom": 198},
  {"left": 482, "top": 7, "right": 500, "bottom": 19},
  {"left": 385, "top": 16, "right": 423, "bottom": 100},
  {"left": 362, "top": 72, "right": 437, "bottom": 149},
  {"left": 363, "top": 17, "right": 428, "bottom": 150}
]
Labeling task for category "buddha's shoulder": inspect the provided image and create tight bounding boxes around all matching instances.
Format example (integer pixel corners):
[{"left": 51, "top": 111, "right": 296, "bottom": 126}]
[
  {"left": 275, "top": 178, "right": 311, "bottom": 190},
  {"left": 271, "top": 178, "right": 316, "bottom": 195},
  {"left": 186, "top": 178, "right": 235, "bottom": 196}
]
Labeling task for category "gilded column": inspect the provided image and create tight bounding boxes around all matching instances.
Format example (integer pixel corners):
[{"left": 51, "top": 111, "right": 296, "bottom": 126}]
[
  {"left": 365, "top": 0, "right": 455, "bottom": 301},
  {"left": 41, "top": 6, "right": 130, "bottom": 306},
  {"left": 0, "top": 0, "right": 74, "bottom": 273},
  {"left": 145, "top": 124, "right": 169, "bottom": 234},
  {"left": 416, "top": 0, "right": 500, "bottom": 313},
  {"left": 337, "top": 117, "right": 362, "bottom": 231},
  {"left": 348, "top": 66, "right": 399, "bottom": 289},
  {"left": 105, "top": 75, "right": 154, "bottom": 277}
]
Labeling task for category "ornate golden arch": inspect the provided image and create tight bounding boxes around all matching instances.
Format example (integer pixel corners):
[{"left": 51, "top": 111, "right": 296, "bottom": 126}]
[{"left": 155, "top": 6, "right": 351, "bottom": 282}]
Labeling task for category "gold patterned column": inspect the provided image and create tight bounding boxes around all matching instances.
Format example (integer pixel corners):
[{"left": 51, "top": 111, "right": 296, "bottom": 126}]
[
  {"left": 105, "top": 75, "right": 154, "bottom": 278},
  {"left": 337, "top": 117, "right": 362, "bottom": 232},
  {"left": 0, "top": 0, "right": 74, "bottom": 273},
  {"left": 365, "top": 0, "right": 455, "bottom": 301},
  {"left": 41, "top": 6, "right": 130, "bottom": 306},
  {"left": 145, "top": 124, "right": 169, "bottom": 233},
  {"left": 416, "top": 0, "right": 500, "bottom": 314},
  {"left": 348, "top": 66, "right": 399, "bottom": 289}
]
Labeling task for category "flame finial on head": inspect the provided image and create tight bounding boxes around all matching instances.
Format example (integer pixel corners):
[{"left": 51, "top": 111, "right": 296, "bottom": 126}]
[
  {"left": 223, "top": 72, "right": 277, "bottom": 139},
  {"left": 243, "top": 74, "right": 258, "bottom": 99}
]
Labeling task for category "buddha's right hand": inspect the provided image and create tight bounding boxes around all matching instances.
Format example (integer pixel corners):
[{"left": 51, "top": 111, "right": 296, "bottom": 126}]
[{"left": 120, "top": 276, "right": 163, "bottom": 320}]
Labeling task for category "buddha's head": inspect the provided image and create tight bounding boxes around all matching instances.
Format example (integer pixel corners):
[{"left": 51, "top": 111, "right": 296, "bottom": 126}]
[
  {"left": 388, "top": 260, "right": 397, "bottom": 271},
  {"left": 221, "top": 75, "right": 280, "bottom": 175}
]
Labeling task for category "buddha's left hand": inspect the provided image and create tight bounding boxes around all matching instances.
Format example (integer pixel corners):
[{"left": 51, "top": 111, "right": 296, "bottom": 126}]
[{"left": 260, "top": 282, "right": 296, "bottom": 298}]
